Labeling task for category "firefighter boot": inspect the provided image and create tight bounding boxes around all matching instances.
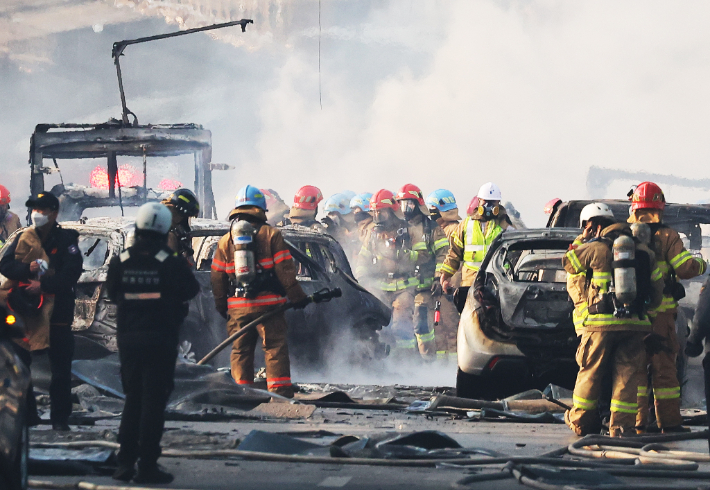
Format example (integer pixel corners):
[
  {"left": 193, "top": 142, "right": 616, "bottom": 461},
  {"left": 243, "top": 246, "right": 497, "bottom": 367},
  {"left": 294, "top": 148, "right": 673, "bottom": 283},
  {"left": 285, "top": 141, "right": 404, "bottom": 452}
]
[{"left": 414, "top": 303, "right": 436, "bottom": 360}]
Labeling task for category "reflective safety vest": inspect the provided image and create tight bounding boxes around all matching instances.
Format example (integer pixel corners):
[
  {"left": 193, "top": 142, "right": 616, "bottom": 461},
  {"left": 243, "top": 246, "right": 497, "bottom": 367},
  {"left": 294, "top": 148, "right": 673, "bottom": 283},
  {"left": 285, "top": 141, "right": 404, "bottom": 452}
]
[{"left": 462, "top": 217, "right": 503, "bottom": 271}]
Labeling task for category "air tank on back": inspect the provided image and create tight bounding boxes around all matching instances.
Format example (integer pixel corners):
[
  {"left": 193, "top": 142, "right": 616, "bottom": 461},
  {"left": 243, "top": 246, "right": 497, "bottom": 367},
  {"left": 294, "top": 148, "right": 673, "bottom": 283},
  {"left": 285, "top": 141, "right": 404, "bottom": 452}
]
[
  {"left": 613, "top": 235, "right": 637, "bottom": 307},
  {"left": 231, "top": 219, "right": 256, "bottom": 293}
]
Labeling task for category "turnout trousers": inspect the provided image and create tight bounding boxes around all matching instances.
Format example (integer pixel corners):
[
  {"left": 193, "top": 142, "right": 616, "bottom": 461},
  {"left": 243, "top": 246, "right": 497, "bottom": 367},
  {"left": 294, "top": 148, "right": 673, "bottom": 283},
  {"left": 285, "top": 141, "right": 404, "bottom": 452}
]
[
  {"left": 227, "top": 308, "right": 293, "bottom": 398},
  {"left": 567, "top": 330, "right": 646, "bottom": 436},
  {"left": 117, "top": 342, "right": 177, "bottom": 471},
  {"left": 384, "top": 289, "right": 436, "bottom": 360},
  {"left": 434, "top": 295, "right": 459, "bottom": 362},
  {"left": 636, "top": 312, "right": 683, "bottom": 429}
]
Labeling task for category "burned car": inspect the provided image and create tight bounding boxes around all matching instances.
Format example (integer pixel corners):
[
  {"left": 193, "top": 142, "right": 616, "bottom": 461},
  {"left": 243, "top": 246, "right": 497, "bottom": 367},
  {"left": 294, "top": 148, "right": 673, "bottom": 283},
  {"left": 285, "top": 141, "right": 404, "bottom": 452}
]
[
  {"left": 457, "top": 229, "right": 580, "bottom": 399},
  {"left": 0, "top": 219, "right": 390, "bottom": 373},
  {"left": 548, "top": 199, "right": 710, "bottom": 393},
  {"left": 0, "top": 307, "right": 30, "bottom": 490}
]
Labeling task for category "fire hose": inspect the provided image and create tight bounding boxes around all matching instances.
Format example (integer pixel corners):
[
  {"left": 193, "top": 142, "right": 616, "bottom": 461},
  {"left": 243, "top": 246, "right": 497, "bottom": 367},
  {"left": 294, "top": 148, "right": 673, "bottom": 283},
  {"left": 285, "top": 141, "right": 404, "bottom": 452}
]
[{"left": 196, "top": 287, "right": 342, "bottom": 365}]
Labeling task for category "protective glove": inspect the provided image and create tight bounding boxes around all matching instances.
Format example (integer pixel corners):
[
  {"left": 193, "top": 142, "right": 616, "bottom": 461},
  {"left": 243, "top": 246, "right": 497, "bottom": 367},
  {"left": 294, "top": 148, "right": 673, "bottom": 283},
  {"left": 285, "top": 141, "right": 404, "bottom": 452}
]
[
  {"left": 430, "top": 281, "right": 442, "bottom": 296},
  {"left": 685, "top": 341, "right": 704, "bottom": 358}
]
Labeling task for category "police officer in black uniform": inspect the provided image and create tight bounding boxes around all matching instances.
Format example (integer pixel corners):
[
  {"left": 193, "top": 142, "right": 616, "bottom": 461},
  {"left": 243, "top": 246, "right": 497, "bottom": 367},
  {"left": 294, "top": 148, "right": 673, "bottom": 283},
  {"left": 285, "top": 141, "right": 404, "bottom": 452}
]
[
  {"left": 0, "top": 192, "right": 82, "bottom": 431},
  {"left": 107, "top": 202, "right": 199, "bottom": 484},
  {"left": 161, "top": 188, "right": 200, "bottom": 264},
  {"left": 687, "top": 275, "right": 710, "bottom": 451}
]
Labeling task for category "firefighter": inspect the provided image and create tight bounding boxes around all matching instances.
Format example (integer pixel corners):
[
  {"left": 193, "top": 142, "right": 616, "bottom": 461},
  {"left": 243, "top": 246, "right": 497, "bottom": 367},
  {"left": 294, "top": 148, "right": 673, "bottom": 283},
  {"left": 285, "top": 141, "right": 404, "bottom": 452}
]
[
  {"left": 278, "top": 185, "right": 326, "bottom": 232},
  {"left": 262, "top": 189, "right": 290, "bottom": 226},
  {"left": 426, "top": 189, "right": 462, "bottom": 362},
  {"left": 627, "top": 182, "right": 707, "bottom": 433},
  {"left": 0, "top": 192, "right": 82, "bottom": 431},
  {"left": 439, "top": 183, "right": 512, "bottom": 312},
  {"left": 161, "top": 188, "right": 200, "bottom": 264},
  {"left": 211, "top": 185, "right": 307, "bottom": 397},
  {"left": 563, "top": 207, "right": 664, "bottom": 437},
  {"left": 0, "top": 185, "right": 22, "bottom": 245},
  {"left": 107, "top": 202, "right": 199, "bottom": 484},
  {"left": 355, "top": 189, "right": 436, "bottom": 360},
  {"left": 568, "top": 203, "right": 616, "bottom": 335},
  {"left": 321, "top": 193, "right": 358, "bottom": 258},
  {"left": 350, "top": 193, "right": 374, "bottom": 242},
  {"left": 686, "top": 275, "right": 710, "bottom": 451}
]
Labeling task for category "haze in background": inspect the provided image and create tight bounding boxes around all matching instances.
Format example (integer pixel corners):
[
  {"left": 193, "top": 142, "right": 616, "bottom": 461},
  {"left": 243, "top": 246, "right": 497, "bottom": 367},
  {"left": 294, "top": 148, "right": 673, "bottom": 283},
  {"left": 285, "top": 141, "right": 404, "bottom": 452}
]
[{"left": 2, "top": 0, "right": 710, "bottom": 226}]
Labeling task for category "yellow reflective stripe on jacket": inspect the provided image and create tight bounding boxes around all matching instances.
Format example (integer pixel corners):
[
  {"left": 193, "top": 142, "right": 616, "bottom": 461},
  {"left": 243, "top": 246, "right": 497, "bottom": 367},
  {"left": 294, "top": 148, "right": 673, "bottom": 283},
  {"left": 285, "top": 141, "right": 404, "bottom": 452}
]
[
  {"left": 591, "top": 271, "right": 611, "bottom": 292},
  {"left": 610, "top": 399, "right": 637, "bottom": 413},
  {"left": 416, "top": 330, "right": 435, "bottom": 343},
  {"left": 584, "top": 314, "right": 651, "bottom": 327},
  {"left": 565, "top": 249, "right": 584, "bottom": 274},
  {"left": 462, "top": 217, "right": 502, "bottom": 271},
  {"left": 669, "top": 250, "right": 694, "bottom": 270},
  {"left": 377, "top": 277, "right": 419, "bottom": 292},
  {"left": 573, "top": 304, "right": 588, "bottom": 331},
  {"left": 409, "top": 250, "right": 419, "bottom": 262},
  {"left": 650, "top": 267, "right": 663, "bottom": 281},
  {"left": 654, "top": 387, "right": 680, "bottom": 400},
  {"left": 637, "top": 386, "right": 649, "bottom": 397},
  {"left": 440, "top": 263, "right": 457, "bottom": 276},
  {"left": 412, "top": 241, "right": 428, "bottom": 252},
  {"left": 573, "top": 395, "right": 597, "bottom": 410},
  {"left": 433, "top": 237, "right": 448, "bottom": 251},
  {"left": 453, "top": 235, "right": 464, "bottom": 248},
  {"left": 650, "top": 295, "right": 678, "bottom": 314}
]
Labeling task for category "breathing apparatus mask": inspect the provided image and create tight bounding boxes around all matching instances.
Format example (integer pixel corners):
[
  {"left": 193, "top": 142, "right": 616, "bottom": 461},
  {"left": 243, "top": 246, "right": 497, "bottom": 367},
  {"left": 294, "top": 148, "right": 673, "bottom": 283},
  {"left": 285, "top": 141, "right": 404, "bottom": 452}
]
[
  {"left": 477, "top": 201, "right": 500, "bottom": 221},
  {"left": 31, "top": 211, "right": 49, "bottom": 228},
  {"left": 0, "top": 205, "right": 7, "bottom": 221},
  {"left": 373, "top": 208, "right": 393, "bottom": 225},
  {"left": 399, "top": 200, "right": 419, "bottom": 220},
  {"left": 353, "top": 209, "right": 370, "bottom": 223}
]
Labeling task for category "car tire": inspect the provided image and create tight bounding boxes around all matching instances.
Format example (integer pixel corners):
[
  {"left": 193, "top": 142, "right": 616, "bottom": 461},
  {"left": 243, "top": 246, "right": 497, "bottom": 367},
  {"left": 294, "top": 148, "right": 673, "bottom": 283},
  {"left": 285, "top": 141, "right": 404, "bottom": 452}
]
[{"left": 456, "top": 368, "right": 491, "bottom": 399}]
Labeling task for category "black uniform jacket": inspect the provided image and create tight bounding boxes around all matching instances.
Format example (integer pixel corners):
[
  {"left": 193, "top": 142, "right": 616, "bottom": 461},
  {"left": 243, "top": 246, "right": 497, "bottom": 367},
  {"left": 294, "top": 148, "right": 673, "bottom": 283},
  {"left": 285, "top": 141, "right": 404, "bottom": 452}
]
[
  {"left": 691, "top": 275, "right": 710, "bottom": 349},
  {"left": 0, "top": 223, "right": 83, "bottom": 325},
  {"left": 105, "top": 238, "right": 200, "bottom": 347}
]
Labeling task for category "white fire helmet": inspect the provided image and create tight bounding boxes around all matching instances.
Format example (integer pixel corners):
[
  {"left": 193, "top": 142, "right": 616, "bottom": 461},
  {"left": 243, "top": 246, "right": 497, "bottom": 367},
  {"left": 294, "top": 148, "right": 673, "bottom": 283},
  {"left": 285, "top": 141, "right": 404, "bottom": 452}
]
[
  {"left": 579, "top": 202, "right": 614, "bottom": 228},
  {"left": 135, "top": 202, "right": 172, "bottom": 235},
  {"left": 477, "top": 182, "right": 502, "bottom": 201}
]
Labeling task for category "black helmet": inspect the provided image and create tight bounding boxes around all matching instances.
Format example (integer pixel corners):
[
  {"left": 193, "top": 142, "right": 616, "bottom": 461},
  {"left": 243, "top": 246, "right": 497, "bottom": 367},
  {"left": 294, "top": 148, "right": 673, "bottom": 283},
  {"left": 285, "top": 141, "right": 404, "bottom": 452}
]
[{"left": 163, "top": 189, "right": 200, "bottom": 218}]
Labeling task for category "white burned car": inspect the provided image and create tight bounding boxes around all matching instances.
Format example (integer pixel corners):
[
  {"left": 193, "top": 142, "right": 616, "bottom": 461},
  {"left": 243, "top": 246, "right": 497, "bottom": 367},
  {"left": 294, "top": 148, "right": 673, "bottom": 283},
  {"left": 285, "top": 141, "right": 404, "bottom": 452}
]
[{"left": 0, "top": 218, "right": 391, "bottom": 371}]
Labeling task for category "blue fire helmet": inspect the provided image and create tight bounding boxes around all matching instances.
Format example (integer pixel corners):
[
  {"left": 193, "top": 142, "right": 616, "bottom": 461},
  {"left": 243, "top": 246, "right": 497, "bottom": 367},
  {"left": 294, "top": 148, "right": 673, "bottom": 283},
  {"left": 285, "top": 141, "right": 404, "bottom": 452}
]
[
  {"left": 340, "top": 190, "right": 357, "bottom": 201},
  {"left": 350, "top": 192, "right": 373, "bottom": 212},
  {"left": 323, "top": 193, "right": 352, "bottom": 215},
  {"left": 426, "top": 189, "right": 458, "bottom": 212},
  {"left": 235, "top": 185, "right": 267, "bottom": 211}
]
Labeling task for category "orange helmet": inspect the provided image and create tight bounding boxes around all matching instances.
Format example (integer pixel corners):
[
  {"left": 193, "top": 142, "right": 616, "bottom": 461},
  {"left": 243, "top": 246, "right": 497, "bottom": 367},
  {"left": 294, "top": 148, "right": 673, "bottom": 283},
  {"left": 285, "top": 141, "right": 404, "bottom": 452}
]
[
  {"left": 0, "top": 185, "right": 10, "bottom": 206},
  {"left": 292, "top": 185, "right": 323, "bottom": 211},
  {"left": 395, "top": 184, "right": 425, "bottom": 205},
  {"left": 631, "top": 182, "right": 665, "bottom": 211},
  {"left": 370, "top": 189, "right": 398, "bottom": 211}
]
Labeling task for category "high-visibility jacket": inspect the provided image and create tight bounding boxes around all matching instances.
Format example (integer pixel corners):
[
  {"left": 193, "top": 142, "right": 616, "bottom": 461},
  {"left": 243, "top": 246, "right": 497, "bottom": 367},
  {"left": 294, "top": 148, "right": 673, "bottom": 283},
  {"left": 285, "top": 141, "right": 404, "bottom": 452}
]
[
  {"left": 406, "top": 214, "right": 449, "bottom": 290},
  {"left": 562, "top": 224, "right": 664, "bottom": 332},
  {"left": 648, "top": 226, "right": 706, "bottom": 314},
  {"left": 211, "top": 209, "right": 306, "bottom": 315},
  {"left": 436, "top": 217, "right": 461, "bottom": 289},
  {"left": 440, "top": 213, "right": 507, "bottom": 287}
]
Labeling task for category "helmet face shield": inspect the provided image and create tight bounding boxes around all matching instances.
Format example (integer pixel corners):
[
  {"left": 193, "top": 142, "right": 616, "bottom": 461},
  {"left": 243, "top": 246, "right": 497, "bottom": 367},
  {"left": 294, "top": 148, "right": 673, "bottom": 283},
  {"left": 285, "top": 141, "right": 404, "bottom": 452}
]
[{"left": 400, "top": 200, "right": 417, "bottom": 219}]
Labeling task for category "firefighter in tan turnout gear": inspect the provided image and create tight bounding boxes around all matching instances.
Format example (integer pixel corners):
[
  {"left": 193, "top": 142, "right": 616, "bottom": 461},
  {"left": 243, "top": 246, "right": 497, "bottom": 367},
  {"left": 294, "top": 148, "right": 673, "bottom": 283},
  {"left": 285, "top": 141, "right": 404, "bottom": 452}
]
[
  {"left": 426, "top": 189, "right": 462, "bottom": 362},
  {"left": 563, "top": 205, "right": 664, "bottom": 437},
  {"left": 355, "top": 189, "right": 438, "bottom": 360},
  {"left": 627, "top": 182, "right": 707, "bottom": 432},
  {"left": 439, "top": 182, "right": 512, "bottom": 312},
  {"left": 211, "top": 185, "right": 307, "bottom": 398}
]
